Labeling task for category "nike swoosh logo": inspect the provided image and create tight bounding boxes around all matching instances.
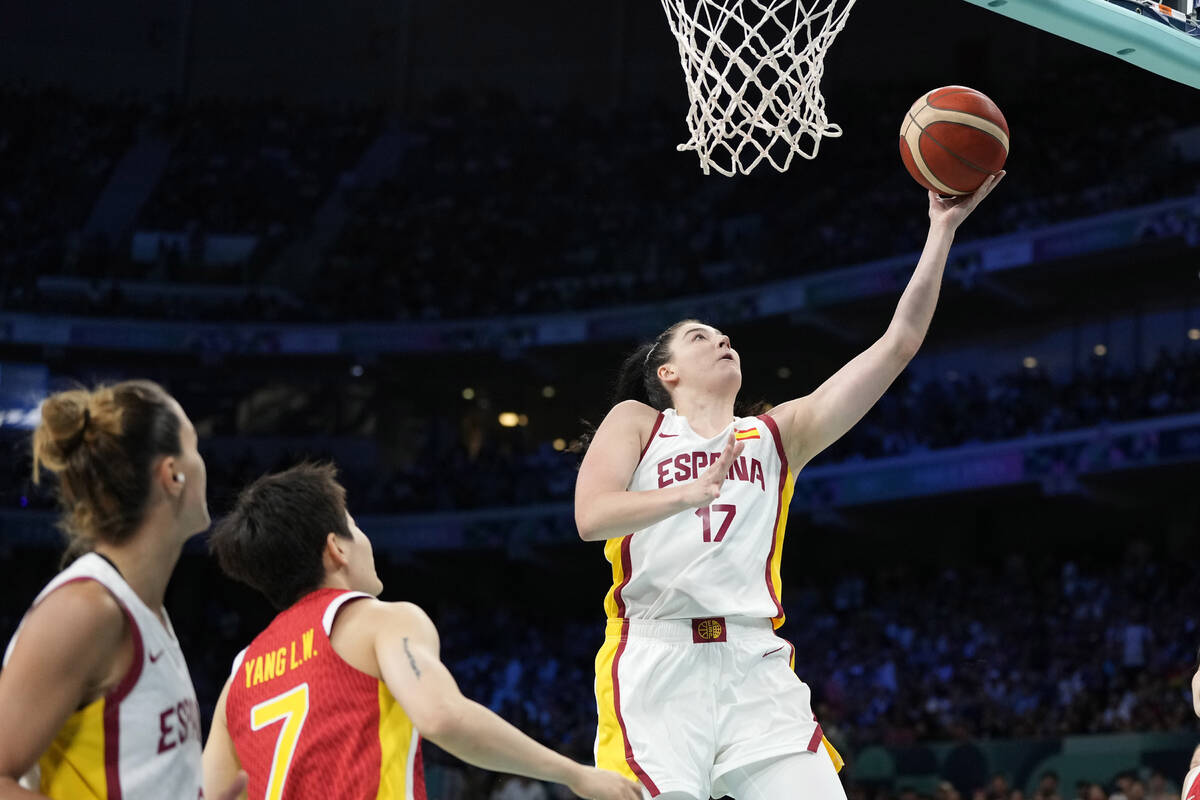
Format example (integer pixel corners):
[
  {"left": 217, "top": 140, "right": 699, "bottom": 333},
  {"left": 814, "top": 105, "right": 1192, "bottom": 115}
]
[
  {"left": 762, "top": 646, "right": 785, "bottom": 658},
  {"left": 658, "top": 432, "right": 679, "bottom": 438},
  {"left": 148, "top": 650, "right": 165, "bottom": 663}
]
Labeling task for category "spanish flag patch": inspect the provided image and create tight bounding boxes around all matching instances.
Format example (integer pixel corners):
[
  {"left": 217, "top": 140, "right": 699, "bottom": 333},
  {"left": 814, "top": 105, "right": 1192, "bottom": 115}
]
[{"left": 734, "top": 427, "right": 760, "bottom": 441}]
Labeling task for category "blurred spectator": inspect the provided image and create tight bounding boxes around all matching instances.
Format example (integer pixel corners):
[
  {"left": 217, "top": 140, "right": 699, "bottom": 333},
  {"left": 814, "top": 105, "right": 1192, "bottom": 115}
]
[
  {"left": 1037, "top": 772, "right": 1064, "bottom": 800},
  {"left": 491, "top": 776, "right": 549, "bottom": 800}
]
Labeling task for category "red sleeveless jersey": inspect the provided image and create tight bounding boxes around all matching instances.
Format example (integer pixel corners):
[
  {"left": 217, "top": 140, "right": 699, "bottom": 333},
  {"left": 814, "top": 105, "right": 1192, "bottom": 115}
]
[{"left": 225, "top": 589, "right": 426, "bottom": 800}]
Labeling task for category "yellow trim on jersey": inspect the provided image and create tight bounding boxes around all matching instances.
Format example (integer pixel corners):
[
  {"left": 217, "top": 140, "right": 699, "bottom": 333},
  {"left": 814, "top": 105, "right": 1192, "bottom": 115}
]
[
  {"left": 602, "top": 536, "right": 627, "bottom": 619},
  {"left": 593, "top": 620, "right": 637, "bottom": 782},
  {"left": 769, "top": 469, "right": 795, "bottom": 630},
  {"left": 38, "top": 696, "right": 108, "bottom": 799},
  {"left": 785, "top": 633, "right": 844, "bottom": 773},
  {"left": 822, "top": 736, "right": 845, "bottom": 773},
  {"left": 376, "top": 682, "right": 416, "bottom": 800}
]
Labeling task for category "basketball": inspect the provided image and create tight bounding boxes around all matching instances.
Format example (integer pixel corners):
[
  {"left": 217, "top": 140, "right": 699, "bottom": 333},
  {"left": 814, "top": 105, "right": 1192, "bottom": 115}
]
[{"left": 899, "top": 86, "right": 1010, "bottom": 196}]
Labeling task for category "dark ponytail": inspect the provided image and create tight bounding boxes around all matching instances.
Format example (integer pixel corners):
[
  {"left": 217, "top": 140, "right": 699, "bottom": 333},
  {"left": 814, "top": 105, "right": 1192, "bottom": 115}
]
[{"left": 572, "top": 319, "right": 697, "bottom": 454}]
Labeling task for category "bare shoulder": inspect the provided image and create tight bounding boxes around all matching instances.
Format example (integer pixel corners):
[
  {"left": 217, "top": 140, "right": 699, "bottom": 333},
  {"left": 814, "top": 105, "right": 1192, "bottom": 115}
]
[
  {"left": 327, "top": 597, "right": 440, "bottom": 679},
  {"left": 607, "top": 399, "right": 660, "bottom": 428},
  {"left": 26, "top": 579, "right": 128, "bottom": 653},
  {"left": 597, "top": 399, "right": 661, "bottom": 448},
  {"left": 8, "top": 579, "right": 130, "bottom": 696},
  {"left": 340, "top": 598, "right": 438, "bottom": 643},
  {"left": 764, "top": 397, "right": 814, "bottom": 467}
]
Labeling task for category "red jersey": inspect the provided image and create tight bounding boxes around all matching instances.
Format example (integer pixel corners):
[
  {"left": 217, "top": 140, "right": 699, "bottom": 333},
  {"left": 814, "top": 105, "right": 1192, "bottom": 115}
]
[{"left": 225, "top": 589, "right": 425, "bottom": 800}]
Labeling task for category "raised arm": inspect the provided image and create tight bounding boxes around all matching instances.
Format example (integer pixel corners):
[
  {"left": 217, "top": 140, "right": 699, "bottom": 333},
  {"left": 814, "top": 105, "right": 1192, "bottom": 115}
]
[
  {"left": 575, "top": 400, "right": 744, "bottom": 541},
  {"left": 371, "top": 602, "right": 640, "bottom": 800},
  {"left": 768, "top": 173, "right": 1005, "bottom": 469}
]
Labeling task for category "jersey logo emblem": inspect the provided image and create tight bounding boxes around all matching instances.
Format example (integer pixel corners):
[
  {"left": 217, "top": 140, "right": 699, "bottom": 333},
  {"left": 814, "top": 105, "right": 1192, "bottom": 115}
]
[
  {"left": 149, "top": 649, "right": 165, "bottom": 663},
  {"left": 734, "top": 428, "right": 760, "bottom": 441},
  {"left": 658, "top": 432, "right": 679, "bottom": 438},
  {"left": 691, "top": 617, "right": 727, "bottom": 643}
]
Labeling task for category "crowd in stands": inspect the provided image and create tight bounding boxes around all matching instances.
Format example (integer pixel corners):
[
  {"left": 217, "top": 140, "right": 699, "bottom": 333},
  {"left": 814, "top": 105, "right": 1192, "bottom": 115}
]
[
  {"left": 823, "top": 345, "right": 1200, "bottom": 463},
  {"left": 134, "top": 99, "right": 379, "bottom": 277},
  {"left": 840, "top": 771, "right": 1188, "bottom": 800},
  {"left": 2, "top": 68, "right": 1198, "bottom": 321},
  {"left": 0, "top": 86, "right": 141, "bottom": 309},
  {"left": 4, "top": 342, "right": 1200, "bottom": 518},
  {"left": 318, "top": 74, "right": 1199, "bottom": 321}
]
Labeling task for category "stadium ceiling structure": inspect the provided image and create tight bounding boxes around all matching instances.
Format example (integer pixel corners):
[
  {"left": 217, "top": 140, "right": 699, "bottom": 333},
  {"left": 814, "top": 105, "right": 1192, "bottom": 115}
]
[{"left": 960, "top": 0, "right": 1200, "bottom": 89}]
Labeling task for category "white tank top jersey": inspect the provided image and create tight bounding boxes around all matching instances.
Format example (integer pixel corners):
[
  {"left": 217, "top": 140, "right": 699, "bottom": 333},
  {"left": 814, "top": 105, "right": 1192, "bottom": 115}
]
[
  {"left": 603, "top": 408, "right": 794, "bottom": 628},
  {"left": 2, "top": 553, "right": 204, "bottom": 799}
]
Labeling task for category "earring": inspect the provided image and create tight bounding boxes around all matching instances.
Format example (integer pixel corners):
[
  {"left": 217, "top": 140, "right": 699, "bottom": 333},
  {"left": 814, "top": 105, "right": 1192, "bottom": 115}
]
[{"left": 174, "top": 473, "right": 186, "bottom": 484}]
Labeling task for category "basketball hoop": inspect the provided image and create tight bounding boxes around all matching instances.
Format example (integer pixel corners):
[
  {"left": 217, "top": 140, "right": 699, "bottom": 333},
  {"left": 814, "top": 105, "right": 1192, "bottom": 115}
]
[{"left": 659, "top": 0, "right": 858, "bottom": 176}]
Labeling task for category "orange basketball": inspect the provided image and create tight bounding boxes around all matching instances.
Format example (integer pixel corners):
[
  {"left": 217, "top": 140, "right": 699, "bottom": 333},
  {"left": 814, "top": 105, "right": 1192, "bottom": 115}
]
[{"left": 899, "top": 86, "right": 1009, "bottom": 196}]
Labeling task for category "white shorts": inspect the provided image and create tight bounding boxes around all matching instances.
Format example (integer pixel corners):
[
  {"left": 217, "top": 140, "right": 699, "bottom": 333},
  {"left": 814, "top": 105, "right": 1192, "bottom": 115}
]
[{"left": 594, "top": 616, "right": 835, "bottom": 799}]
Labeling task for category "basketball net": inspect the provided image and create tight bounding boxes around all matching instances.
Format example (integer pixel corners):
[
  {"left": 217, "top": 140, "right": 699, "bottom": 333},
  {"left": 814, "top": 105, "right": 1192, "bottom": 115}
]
[{"left": 659, "top": 0, "right": 857, "bottom": 176}]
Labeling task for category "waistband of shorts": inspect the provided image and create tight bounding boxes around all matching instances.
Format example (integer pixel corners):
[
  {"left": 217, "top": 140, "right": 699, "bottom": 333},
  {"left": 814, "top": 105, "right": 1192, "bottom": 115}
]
[{"left": 604, "top": 615, "right": 773, "bottom": 642}]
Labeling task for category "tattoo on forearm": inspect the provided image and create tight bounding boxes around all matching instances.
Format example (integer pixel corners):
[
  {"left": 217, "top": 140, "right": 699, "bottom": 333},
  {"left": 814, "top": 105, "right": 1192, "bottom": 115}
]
[{"left": 403, "top": 637, "right": 422, "bottom": 678}]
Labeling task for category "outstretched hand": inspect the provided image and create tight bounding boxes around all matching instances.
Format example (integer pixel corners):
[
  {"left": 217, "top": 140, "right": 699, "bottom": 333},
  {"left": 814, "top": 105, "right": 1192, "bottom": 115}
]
[
  {"left": 681, "top": 433, "right": 745, "bottom": 508},
  {"left": 928, "top": 170, "right": 1005, "bottom": 231}
]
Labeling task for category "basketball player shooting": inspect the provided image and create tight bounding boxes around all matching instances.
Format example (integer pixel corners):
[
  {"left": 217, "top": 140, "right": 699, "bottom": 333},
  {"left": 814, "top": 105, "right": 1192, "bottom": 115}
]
[
  {"left": 575, "top": 173, "right": 1004, "bottom": 800},
  {"left": 203, "top": 463, "right": 641, "bottom": 800}
]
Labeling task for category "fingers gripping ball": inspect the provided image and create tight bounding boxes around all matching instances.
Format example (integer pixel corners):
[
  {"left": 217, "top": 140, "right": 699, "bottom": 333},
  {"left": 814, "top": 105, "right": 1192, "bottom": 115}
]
[{"left": 900, "top": 86, "right": 1009, "bottom": 196}]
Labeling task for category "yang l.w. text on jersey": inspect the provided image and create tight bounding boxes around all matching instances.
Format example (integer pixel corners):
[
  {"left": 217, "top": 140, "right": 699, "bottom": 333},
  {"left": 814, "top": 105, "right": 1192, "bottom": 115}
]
[
  {"left": 2, "top": 553, "right": 204, "bottom": 799},
  {"left": 603, "top": 409, "right": 794, "bottom": 628},
  {"left": 225, "top": 589, "right": 425, "bottom": 800}
]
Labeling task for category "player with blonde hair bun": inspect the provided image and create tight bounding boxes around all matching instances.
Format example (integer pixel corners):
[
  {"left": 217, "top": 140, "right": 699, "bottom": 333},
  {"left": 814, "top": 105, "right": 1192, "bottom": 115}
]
[{"left": 0, "top": 380, "right": 246, "bottom": 800}]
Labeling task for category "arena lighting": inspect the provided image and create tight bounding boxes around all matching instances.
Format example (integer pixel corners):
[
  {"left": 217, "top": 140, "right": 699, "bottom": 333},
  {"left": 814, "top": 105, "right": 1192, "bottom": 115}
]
[
  {"left": 498, "top": 412, "right": 520, "bottom": 427},
  {"left": 1023, "top": 356, "right": 1039, "bottom": 369},
  {"left": 1093, "top": 344, "right": 1108, "bottom": 356},
  {"left": 462, "top": 387, "right": 476, "bottom": 400},
  {"left": 541, "top": 385, "right": 556, "bottom": 398},
  {"left": 553, "top": 438, "right": 567, "bottom": 451},
  {"left": 1189, "top": 328, "right": 1200, "bottom": 340},
  {"left": 349, "top": 364, "right": 364, "bottom": 377},
  {"left": 517, "top": 414, "right": 529, "bottom": 427},
  {"left": 776, "top": 366, "right": 792, "bottom": 379}
]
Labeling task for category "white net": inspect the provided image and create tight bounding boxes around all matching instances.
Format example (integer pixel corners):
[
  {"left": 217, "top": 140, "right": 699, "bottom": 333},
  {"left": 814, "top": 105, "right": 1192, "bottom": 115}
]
[{"left": 660, "top": 0, "right": 858, "bottom": 176}]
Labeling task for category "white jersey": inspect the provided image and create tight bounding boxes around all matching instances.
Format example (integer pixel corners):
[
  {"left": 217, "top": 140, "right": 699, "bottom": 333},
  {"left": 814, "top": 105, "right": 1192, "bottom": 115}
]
[
  {"left": 2, "top": 553, "right": 204, "bottom": 799},
  {"left": 602, "top": 408, "right": 794, "bottom": 628}
]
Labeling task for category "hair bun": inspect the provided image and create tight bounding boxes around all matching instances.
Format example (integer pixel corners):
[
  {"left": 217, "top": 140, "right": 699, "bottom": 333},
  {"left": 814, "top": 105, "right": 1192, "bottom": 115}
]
[{"left": 32, "top": 390, "right": 93, "bottom": 473}]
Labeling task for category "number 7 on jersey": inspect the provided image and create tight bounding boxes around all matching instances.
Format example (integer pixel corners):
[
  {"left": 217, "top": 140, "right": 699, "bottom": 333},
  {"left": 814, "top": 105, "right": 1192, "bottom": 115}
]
[
  {"left": 250, "top": 682, "right": 310, "bottom": 800},
  {"left": 695, "top": 504, "right": 736, "bottom": 542}
]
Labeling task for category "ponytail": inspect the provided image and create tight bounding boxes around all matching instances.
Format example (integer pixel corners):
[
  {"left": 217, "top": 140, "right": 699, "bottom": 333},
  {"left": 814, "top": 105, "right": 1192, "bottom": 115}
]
[{"left": 572, "top": 320, "right": 696, "bottom": 455}]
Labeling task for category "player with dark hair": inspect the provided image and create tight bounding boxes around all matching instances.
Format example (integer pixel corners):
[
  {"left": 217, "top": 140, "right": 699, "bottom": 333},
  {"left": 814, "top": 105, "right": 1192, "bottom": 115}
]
[
  {"left": 204, "top": 462, "right": 641, "bottom": 800},
  {"left": 575, "top": 175, "right": 1004, "bottom": 800},
  {"left": 0, "top": 381, "right": 245, "bottom": 800}
]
